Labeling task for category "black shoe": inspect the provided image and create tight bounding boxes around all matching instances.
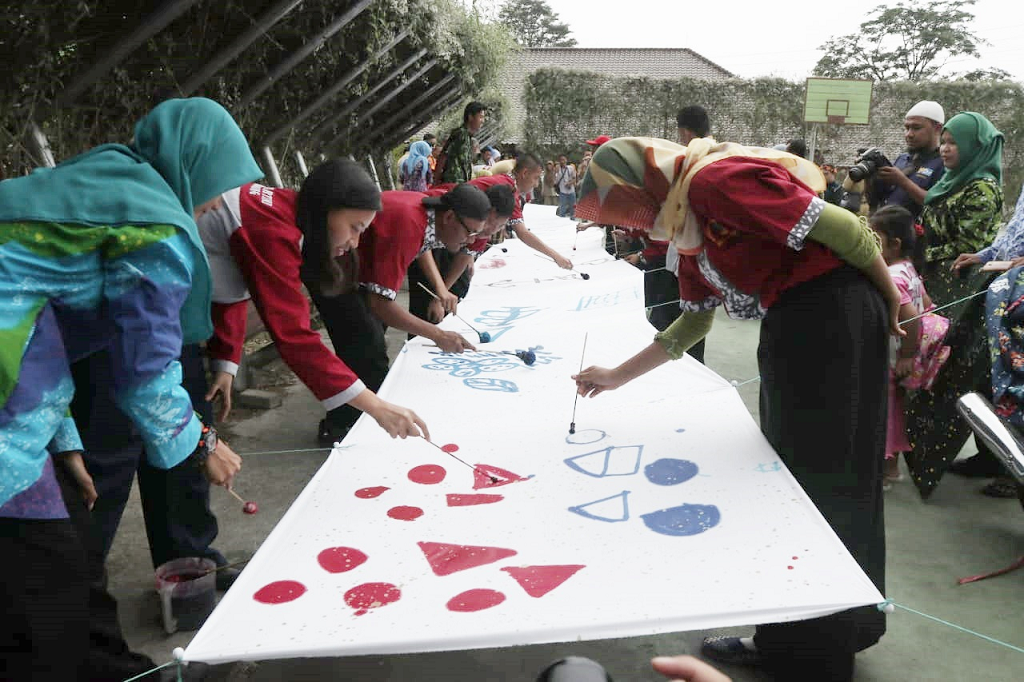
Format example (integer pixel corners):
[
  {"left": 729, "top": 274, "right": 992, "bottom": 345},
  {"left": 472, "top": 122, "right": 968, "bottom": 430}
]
[
  {"left": 317, "top": 419, "right": 348, "bottom": 448},
  {"left": 948, "top": 454, "right": 1005, "bottom": 478},
  {"left": 215, "top": 567, "right": 241, "bottom": 591},
  {"left": 701, "top": 636, "right": 761, "bottom": 667},
  {"left": 980, "top": 477, "right": 1020, "bottom": 498}
]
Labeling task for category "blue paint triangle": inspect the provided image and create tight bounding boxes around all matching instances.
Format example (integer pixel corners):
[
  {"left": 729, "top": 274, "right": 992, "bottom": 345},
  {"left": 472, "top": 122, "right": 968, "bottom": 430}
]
[{"left": 568, "top": 490, "right": 631, "bottom": 523}]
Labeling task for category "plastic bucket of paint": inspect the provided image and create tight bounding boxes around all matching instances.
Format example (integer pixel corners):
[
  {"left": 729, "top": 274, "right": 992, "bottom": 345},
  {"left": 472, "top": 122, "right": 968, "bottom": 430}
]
[{"left": 154, "top": 558, "right": 217, "bottom": 634}]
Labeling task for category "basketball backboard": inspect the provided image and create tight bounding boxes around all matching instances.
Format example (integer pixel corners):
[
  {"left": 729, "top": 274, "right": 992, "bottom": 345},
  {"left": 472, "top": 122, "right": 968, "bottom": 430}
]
[{"left": 804, "top": 78, "right": 873, "bottom": 125}]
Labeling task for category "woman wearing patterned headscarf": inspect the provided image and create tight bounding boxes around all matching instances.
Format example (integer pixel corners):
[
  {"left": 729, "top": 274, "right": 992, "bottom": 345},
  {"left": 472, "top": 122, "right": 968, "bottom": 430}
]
[
  {"left": 905, "top": 112, "right": 1006, "bottom": 497},
  {"left": 572, "top": 137, "right": 902, "bottom": 681},
  {"left": 400, "top": 140, "right": 434, "bottom": 192},
  {"left": 0, "top": 98, "right": 262, "bottom": 679}
]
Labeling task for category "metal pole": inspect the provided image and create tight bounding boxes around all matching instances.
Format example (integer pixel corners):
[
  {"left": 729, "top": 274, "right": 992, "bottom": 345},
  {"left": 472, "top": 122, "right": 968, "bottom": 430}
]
[
  {"left": 382, "top": 155, "right": 396, "bottom": 190},
  {"left": 354, "top": 59, "right": 438, "bottom": 126},
  {"left": 294, "top": 151, "right": 310, "bottom": 178},
  {"left": 181, "top": 0, "right": 304, "bottom": 95},
  {"left": 378, "top": 92, "right": 463, "bottom": 153},
  {"left": 59, "top": 0, "right": 201, "bottom": 104},
  {"left": 365, "top": 74, "right": 457, "bottom": 143},
  {"left": 366, "top": 82, "right": 462, "bottom": 147},
  {"left": 261, "top": 146, "right": 284, "bottom": 188},
  {"left": 239, "top": 0, "right": 376, "bottom": 107},
  {"left": 366, "top": 156, "right": 382, "bottom": 191},
  {"left": 264, "top": 30, "right": 411, "bottom": 146},
  {"left": 27, "top": 121, "right": 57, "bottom": 168},
  {"left": 808, "top": 123, "right": 820, "bottom": 165},
  {"left": 313, "top": 48, "right": 429, "bottom": 148}
]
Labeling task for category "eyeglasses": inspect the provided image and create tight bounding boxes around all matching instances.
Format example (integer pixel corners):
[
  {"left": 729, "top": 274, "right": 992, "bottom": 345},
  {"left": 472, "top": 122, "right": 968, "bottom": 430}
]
[{"left": 455, "top": 213, "right": 482, "bottom": 239}]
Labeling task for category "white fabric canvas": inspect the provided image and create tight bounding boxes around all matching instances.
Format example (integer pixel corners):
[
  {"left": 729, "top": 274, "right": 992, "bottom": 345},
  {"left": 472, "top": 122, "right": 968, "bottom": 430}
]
[{"left": 185, "top": 205, "right": 883, "bottom": 664}]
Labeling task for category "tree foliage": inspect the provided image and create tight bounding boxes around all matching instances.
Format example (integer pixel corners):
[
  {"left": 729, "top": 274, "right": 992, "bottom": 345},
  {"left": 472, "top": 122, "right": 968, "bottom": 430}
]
[
  {"left": 497, "top": 0, "right": 576, "bottom": 48},
  {"left": 814, "top": 0, "right": 988, "bottom": 81}
]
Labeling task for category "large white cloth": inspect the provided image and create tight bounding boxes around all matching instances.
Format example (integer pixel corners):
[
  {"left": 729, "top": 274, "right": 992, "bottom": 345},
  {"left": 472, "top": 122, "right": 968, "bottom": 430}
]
[{"left": 184, "top": 205, "right": 883, "bottom": 664}]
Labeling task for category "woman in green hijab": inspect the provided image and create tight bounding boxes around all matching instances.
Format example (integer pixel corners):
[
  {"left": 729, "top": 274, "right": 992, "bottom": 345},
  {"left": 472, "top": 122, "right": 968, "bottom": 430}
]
[
  {"left": 0, "top": 98, "right": 262, "bottom": 679},
  {"left": 905, "top": 112, "right": 1005, "bottom": 497}
]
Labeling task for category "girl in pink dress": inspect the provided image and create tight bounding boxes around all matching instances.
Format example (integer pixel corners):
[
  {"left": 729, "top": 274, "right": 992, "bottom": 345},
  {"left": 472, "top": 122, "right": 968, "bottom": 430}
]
[{"left": 871, "top": 206, "right": 951, "bottom": 484}]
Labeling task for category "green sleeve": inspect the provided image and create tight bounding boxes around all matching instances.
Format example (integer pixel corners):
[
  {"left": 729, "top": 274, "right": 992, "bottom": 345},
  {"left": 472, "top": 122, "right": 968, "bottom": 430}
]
[
  {"left": 806, "top": 202, "right": 881, "bottom": 269},
  {"left": 654, "top": 308, "right": 716, "bottom": 360}
]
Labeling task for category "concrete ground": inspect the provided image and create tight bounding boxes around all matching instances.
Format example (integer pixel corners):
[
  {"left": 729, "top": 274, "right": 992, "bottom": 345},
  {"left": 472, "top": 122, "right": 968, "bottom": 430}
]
[{"left": 106, "top": 297, "right": 1024, "bottom": 681}]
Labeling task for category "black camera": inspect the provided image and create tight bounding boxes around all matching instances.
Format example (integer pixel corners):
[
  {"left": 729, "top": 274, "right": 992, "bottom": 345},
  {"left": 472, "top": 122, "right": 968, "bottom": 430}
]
[{"left": 847, "top": 147, "right": 892, "bottom": 182}]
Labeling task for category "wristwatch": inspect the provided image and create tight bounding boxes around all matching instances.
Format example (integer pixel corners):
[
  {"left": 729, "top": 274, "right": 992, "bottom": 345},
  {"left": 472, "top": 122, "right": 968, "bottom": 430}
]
[{"left": 191, "top": 422, "right": 218, "bottom": 469}]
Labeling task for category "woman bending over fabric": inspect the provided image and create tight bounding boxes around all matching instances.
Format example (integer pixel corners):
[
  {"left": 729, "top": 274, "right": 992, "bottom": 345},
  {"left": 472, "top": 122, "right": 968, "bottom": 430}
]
[
  {"left": 0, "top": 97, "right": 257, "bottom": 680},
  {"left": 572, "top": 137, "right": 901, "bottom": 682},
  {"left": 904, "top": 112, "right": 1004, "bottom": 498},
  {"left": 199, "top": 159, "right": 432, "bottom": 441}
]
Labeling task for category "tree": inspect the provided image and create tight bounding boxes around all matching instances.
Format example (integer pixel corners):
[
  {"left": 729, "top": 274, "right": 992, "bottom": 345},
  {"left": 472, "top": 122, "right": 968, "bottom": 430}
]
[
  {"left": 814, "top": 0, "right": 988, "bottom": 81},
  {"left": 497, "top": 0, "right": 577, "bottom": 48}
]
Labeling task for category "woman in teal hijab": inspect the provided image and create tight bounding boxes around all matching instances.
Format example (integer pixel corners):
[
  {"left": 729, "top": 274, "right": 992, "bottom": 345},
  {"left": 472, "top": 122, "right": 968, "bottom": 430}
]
[
  {"left": 0, "top": 98, "right": 262, "bottom": 679},
  {"left": 905, "top": 112, "right": 1006, "bottom": 497}
]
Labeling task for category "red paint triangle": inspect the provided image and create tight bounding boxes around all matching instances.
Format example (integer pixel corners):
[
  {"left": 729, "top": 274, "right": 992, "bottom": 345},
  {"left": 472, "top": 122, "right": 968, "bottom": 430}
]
[
  {"left": 501, "top": 564, "right": 586, "bottom": 598},
  {"left": 417, "top": 541, "right": 517, "bottom": 576},
  {"left": 446, "top": 493, "right": 504, "bottom": 506},
  {"left": 473, "top": 463, "right": 530, "bottom": 490}
]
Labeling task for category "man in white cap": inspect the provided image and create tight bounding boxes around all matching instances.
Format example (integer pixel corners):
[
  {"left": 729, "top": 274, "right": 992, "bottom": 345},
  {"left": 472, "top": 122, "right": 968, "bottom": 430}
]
[{"left": 872, "top": 100, "right": 945, "bottom": 218}]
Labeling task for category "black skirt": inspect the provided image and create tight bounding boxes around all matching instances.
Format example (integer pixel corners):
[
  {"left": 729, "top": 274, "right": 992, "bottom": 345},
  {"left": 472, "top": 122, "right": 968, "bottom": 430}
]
[{"left": 753, "top": 266, "right": 888, "bottom": 680}]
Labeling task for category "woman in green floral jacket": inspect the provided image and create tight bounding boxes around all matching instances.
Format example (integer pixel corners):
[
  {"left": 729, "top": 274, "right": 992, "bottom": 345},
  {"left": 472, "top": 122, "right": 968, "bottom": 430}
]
[{"left": 905, "top": 112, "right": 1004, "bottom": 497}]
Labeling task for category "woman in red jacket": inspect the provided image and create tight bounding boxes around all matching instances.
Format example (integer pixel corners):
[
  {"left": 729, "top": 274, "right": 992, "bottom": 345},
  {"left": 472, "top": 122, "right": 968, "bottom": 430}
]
[{"left": 199, "top": 159, "right": 430, "bottom": 441}]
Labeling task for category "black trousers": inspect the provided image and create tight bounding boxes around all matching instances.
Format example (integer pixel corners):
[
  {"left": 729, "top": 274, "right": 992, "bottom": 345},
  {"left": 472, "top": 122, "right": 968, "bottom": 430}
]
[
  {"left": 407, "top": 248, "right": 472, "bottom": 329},
  {"left": 0, "top": 461, "right": 154, "bottom": 681},
  {"left": 754, "top": 267, "right": 888, "bottom": 681},
  {"left": 313, "top": 289, "right": 391, "bottom": 434},
  {"left": 69, "top": 344, "right": 224, "bottom": 568}
]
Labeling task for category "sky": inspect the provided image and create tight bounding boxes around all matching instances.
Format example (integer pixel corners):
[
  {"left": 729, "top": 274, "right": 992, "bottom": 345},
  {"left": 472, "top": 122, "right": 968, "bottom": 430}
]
[{"left": 514, "top": 0, "right": 1024, "bottom": 82}]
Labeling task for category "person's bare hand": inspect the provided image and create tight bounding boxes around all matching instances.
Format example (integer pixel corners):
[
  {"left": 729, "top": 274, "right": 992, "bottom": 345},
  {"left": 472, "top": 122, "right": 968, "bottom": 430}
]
[
  {"left": 205, "top": 371, "right": 234, "bottom": 422},
  {"left": 61, "top": 451, "right": 98, "bottom": 510},
  {"left": 1012, "top": 256, "right": 1024, "bottom": 269},
  {"left": 438, "top": 289, "right": 459, "bottom": 315},
  {"left": 554, "top": 254, "right": 573, "bottom": 270},
  {"left": 427, "top": 299, "right": 446, "bottom": 324},
  {"left": 875, "top": 165, "right": 906, "bottom": 188},
  {"left": 368, "top": 401, "right": 429, "bottom": 440},
  {"left": 435, "top": 330, "right": 476, "bottom": 353},
  {"left": 624, "top": 253, "right": 641, "bottom": 265},
  {"left": 952, "top": 253, "right": 982, "bottom": 272},
  {"left": 204, "top": 439, "right": 242, "bottom": 488},
  {"left": 894, "top": 357, "right": 915, "bottom": 378},
  {"left": 652, "top": 655, "right": 732, "bottom": 682},
  {"left": 573, "top": 365, "right": 627, "bottom": 398}
]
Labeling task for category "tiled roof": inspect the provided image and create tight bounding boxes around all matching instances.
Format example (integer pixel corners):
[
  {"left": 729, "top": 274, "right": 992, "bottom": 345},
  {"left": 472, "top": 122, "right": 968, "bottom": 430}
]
[{"left": 500, "top": 48, "right": 734, "bottom": 141}]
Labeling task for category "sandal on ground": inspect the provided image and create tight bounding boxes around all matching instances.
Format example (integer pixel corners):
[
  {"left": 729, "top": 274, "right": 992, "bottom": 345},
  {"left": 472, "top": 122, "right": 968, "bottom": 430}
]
[
  {"left": 980, "top": 478, "right": 1019, "bottom": 498},
  {"left": 700, "top": 636, "right": 761, "bottom": 667}
]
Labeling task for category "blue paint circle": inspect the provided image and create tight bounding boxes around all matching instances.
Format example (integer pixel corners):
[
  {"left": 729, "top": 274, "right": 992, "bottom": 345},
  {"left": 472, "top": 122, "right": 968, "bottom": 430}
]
[
  {"left": 644, "top": 458, "right": 698, "bottom": 486},
  {"left": 565, "top": 429, "right": 607, "bottom": 445},
  {"left": 462, "top": 377, "right": 518, "bottom": 393},
  {"left": 641, "top": 504, "right": 721, "bottom": 536}
]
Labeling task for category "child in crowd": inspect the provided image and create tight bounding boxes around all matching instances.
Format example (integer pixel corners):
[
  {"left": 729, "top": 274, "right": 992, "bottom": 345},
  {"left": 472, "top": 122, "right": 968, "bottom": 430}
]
[{"left": 871, "top": 205, "right": 950, "bottom": 484}]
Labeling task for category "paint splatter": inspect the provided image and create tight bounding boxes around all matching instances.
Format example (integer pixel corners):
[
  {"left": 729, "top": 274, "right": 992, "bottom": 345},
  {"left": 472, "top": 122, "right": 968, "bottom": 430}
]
[
  {"left": 417, "top": 541, "right": 517, "bottom": 576},
  {"left": 446, "top": 493, "right": 504, "bottom": 506},
  {"left": 501, "top": 565, "right": 585, "bottom": 598},
  {"left": 446, "top": 588, "right": 506, "bottom": 612},
  {"left": 355, "top": 486, "right": 389, "bottom": 499},
  {"left": 644, "top": 458, "right": 699, "bottom": 486},
  {"left": 641, "top": 504, "right": 721, "bottom": 537},
  {"left": 441, "top": 443, "right": 459, "bottom": 453},
  {"left": 408, "top": 464, "right": 446, "bottom": 484},
  {"left": 344, "top": 582, "right": 401, "bottom": 616},
  {"left": 675, "top": 428, "right": 686, "bottom": 433},
  {"left": 387, "top": 505, "right": 424, "bottom": 521},
  {"left": 472, "top": 464, "right": 531, "bottom": 490},
  {"left": 253, "top": 580, "right": 307, "bottom": 604},
  {"left": 317, "top": 547, "right": 368, "bottom": 574}
]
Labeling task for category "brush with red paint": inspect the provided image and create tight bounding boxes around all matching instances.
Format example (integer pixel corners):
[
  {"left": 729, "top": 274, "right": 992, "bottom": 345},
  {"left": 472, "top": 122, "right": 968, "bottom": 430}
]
[{"left": 226, "top": 488, "right": 259, "bottom": 514}]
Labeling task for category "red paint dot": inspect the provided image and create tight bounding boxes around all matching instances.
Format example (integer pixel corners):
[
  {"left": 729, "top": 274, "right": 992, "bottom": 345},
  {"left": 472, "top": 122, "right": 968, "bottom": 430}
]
[
  {"left": 344, "top": 582, "right": 401, "bottom": 616},
  {"left": 447, "top": 588, "right": 506, "bottom": 612},
  {"left": 787, "top": 566, "right": 794, "bottom": 570},
  {"left": 792, "top": 556, "right": 799, "bottom": 560},
  {"left": 355, "top": 486, "right": 389, "bottom": 499},
  {"left": 253, "top": 580, "right": 306, "bottom": 604},
  {"left": 441, "top": 443, "right": 459, "bottom": 453},
  {"left": 408, "top": 464, "right": 446, "bottom": 484},
  {"left": 317, "top": 546, "right": 368, "bottom": 574},
  {"left": 387, "top": 505, "right": 424, "bottom": 521}
]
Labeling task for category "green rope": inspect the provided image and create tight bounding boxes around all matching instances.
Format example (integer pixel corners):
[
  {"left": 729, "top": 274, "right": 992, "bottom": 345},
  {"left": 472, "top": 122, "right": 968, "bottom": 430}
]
[
  {"left": 879, "top": 600, "right": 1024, "bottom": 654},
  {"left": 121, "top": 661, "right": 175, "bottom": 682}
]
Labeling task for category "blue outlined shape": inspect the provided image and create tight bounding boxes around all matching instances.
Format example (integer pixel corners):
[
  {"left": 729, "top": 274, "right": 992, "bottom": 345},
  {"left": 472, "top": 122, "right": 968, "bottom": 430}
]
[
  {"left": 463, "top": 377, "right": 519, "bottom": 393},
  {"left": 565, "top": 429, "right": 608, "bottom": 445},
  {"left": 568, "top": 490, "right": 631, "bottom": 523},
  {"left": 644, "top": 458, "right": 699, "bottom": 486},
  {"left": 755, "top": 462, "right": 783, "bottom": 473},
  {"left": 564, "top": 445, "right": 643, "bottom": 478},
  {"left": 641, "top": 504, "right": 721, "bottom": 537}
]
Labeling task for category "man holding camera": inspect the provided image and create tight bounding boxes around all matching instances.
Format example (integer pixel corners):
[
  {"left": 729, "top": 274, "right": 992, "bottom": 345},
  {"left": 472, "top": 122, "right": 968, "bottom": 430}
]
[{"left": 870, "top": 100, "right": 946, "bottom": 218}]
